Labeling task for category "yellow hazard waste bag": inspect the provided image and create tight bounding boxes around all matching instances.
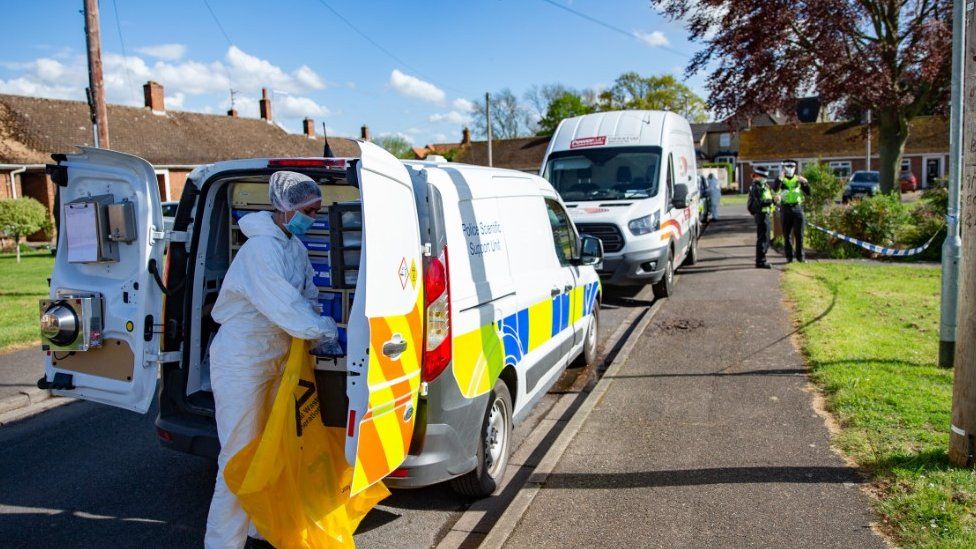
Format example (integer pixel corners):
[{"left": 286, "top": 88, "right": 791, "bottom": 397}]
[{"left": 224, "top": 338, "right": 390, "bottom": 548}]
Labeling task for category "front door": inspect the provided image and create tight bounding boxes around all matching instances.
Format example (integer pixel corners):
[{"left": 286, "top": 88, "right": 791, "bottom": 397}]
[
  {"left": 39, "top": 148, "right": 165, "bottom": 413},
  {"left": 345, "top": 141, "right": 424, "bottom": 495},
  {"left": 924, "top": 156, "right": 944, "bottom": 188}
]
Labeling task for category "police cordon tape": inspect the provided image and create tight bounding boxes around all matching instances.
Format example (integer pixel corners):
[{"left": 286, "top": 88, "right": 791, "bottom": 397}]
[{"left": 807, "top": 222, "right": 944, "bottom": 257}]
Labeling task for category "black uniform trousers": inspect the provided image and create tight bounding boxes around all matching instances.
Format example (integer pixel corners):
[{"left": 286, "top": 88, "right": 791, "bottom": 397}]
[
  {"left": 754, "top": 212, "right": 771, "bottom": 266},
  {"left": 781, "top": 204, "right": 805, "bottom": 261}
]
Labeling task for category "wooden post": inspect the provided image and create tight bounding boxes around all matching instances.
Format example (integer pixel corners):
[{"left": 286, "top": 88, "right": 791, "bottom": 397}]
[
  {"left": 83, "top": 0, "right": 110, "bottom": 149},
  {"left": 950, "top": 0, "right": 975, "bottom": 467}
]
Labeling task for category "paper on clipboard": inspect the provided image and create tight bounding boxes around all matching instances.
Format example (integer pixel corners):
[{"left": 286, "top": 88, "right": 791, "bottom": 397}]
[{"left": 66, "top": 201, "right": 100, "bottom": 263}]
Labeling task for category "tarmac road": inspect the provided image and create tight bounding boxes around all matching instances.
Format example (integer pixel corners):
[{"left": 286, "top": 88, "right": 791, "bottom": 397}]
[{"left": 0, "top": 287, "right": 650, "bottom": 548}]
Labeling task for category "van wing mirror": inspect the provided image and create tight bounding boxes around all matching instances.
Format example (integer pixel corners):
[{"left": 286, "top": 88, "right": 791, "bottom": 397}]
[
  {"left": 576, "top": 234, "right": 603, "bottom": 267},
  {"left": 672, "top": 183, "right": 690, "bottom": 210}
]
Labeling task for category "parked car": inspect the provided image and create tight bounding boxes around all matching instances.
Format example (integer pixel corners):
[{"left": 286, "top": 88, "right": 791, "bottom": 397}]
[
  {"left": 541, "top": 110, "right": 701, "bottom": 299},
  {"left": 899, "top": 171, "right": 918, "bottom": 193},
  {"left": 161, "top": 201, "right": 178, "bottom": 231},
  {"left": 842, "top": 170, "right": 881, "bottom": 202},
  {"left": 37, "top": 142, "right": 603, "bottom": 498}
]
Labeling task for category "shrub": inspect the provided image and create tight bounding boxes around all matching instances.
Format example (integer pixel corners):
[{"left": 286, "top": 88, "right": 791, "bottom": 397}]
[
  {"left": 802, "top": 161, "right": 844, "bottom": 219},
  {"left": 808, "top": 194, "right": 910, "bottom": 259},
  {"left": 0, "top": 197, "right": 51, "bottom": 263},
  {"left": 902, "top": 185, "right": 949, "bottom": 260}
]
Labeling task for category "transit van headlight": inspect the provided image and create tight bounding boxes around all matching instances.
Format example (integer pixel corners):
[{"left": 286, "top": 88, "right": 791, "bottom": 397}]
[{"left": 628, "top": 213, "right": 660, "bottom": 236}]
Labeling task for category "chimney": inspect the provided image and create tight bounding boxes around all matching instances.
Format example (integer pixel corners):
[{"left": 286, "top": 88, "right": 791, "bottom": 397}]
[
  {"left": 143, "top": 81, "right": 165, "bottom": 114},
  {"left": 227, "top": 108, "right": 238, "bottom": 118},
  {"left": 360, "top": 124, "right": 370, "bottom": 141},
  {"left": 259, "top": 88, "right": 272, "bottom": 122},
  {"left": 462, "top": 127, "right": 471, "bottom": 145},
  {"left": 303, "top": 118, "right": 315, "bottom": 139}
]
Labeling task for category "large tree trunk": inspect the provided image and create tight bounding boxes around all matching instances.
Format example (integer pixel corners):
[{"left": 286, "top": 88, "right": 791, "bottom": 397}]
[{"left": 877, "top": 110, "right": 911, "bottom": 194}]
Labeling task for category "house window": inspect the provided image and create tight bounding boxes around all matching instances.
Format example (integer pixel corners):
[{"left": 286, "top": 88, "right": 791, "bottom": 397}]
[
  {"left": 714, "top": 155, "right": 735, "bottom": 165},
  {"left": 829, "top": 161, "right": 852, "bottom": 178},
  {"left": 752, "top": 163, "right": 781, "bottom": 180},
  {"left": 901, "top": 159, "right": 912, "bottom": 173},
  {"left": 719, "top": 133, "right": 731, "bottom": 147}
]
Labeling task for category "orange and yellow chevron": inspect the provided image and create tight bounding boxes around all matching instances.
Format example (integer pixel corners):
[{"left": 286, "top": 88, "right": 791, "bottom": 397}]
[
  {"left": 350, "top": 289, "right": 424, "bottom": 496},
  {"left": 659, "top": 219, "right": 683, "bottom": 242}
]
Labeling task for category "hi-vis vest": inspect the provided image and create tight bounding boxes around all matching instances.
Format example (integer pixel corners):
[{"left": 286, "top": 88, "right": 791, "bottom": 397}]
[
  {"left": 759, "top": 182, "right": 775, "bottom": 214},
  {"left": 780, "top": 176, "right": 803, "bottom": 205}
]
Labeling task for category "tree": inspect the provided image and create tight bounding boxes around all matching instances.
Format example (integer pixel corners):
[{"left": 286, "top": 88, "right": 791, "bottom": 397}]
[
  {"left": 470, "top": 89, "right": 533, "bottom": 139},
  {"left": 651, "top": 0, "right": 951, "bottom": 193},
  {"left": 374, "top": 134, "right": 414, "bottom": 159},
  {"left": 0, "top": 198, "right": 50, "bottom": 263},
  {"left": 536, "top": 91, "right": 596, "bottom": 136},
  {"left": 597, "top": 72, "right": 709, "bottom": 123}
]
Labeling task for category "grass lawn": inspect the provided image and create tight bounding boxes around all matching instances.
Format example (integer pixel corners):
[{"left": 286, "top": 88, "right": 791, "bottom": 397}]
[
  {"left": 717, "top": 193, "right": 748, "bottom": 206},
  {"left": 784, "top": 262, "right": 975, "bottom": 547},
  {"left": 0, "top": 251, "right": 53, "bottom": 352}
]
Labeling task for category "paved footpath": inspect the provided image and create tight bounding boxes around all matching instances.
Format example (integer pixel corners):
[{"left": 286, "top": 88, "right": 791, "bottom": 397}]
[
  {"left": 0, "top": 348, "right": 43, "bottom": 402},
  {"left": 502, "top": 206, "right": 884, "bottom": 548}
]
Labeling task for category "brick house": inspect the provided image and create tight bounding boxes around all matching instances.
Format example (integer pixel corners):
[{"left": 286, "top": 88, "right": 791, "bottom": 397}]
[
  {"left": 412, "top": 128, "right": 551, "bottom": 173},
  {"left": 738, "top": 115, "right": 949, "bottom": 191},
  {"left": 0, "top": 81, "right": 358, "bottom": 240},
  {"left": 690, "top": 113, "right": 786, "bottom": 184}
]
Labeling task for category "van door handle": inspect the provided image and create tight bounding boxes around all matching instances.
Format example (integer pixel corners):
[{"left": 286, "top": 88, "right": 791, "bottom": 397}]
[
  {"left": 551, "top": 287, "right": 561, "bottom": 297},
  {"left": 382, "top": 334, "right": 407, "bottom": 360}
]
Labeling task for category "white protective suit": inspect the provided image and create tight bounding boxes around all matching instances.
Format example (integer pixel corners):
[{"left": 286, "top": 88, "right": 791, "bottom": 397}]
[{"left": 205, "top": 210, "right": 337, "bottom": 549}]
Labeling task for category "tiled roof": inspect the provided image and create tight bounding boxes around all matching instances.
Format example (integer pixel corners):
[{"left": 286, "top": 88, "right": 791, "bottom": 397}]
[
  {"left": 0, "top": 93, "right": 358, "bottom": 165},
  {"left": 414, "top": 135, "right": 551, "bottom": 172},
  {"left": 739, "top": 115, "right": 948, "bottom": 161}
]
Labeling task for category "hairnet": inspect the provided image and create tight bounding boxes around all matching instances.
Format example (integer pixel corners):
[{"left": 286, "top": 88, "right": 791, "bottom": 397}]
[{"left": 268, "top": 171, "right": 322, "bottom": 212}]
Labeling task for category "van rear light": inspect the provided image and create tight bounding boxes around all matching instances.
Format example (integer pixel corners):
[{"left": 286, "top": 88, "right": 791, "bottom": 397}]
[
  {"left": 156, "top": 427, "right": 173, "bottom": 442},
  {"left": 267, "top": 158, "right": 347, "bottom": 169},
  {"left": 423, "top": 247, "right": 451, "bottom": 382},
  {"left": 388, "top": 467, "right": 410, "bottom": 478}
]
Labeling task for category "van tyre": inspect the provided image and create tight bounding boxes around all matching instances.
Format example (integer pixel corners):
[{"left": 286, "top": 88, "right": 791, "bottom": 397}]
[
  {"left": 451, "top": 378, "right": 512, "bottom": 498},
  {"left": 572, "top": 308, "right": 599, "bottom": 368},
  {"left": 652, "top": 250, "right": 675, "bottom": 299},
  {"left": 683, "top": 231, "right": 699, "bottom": 266}
]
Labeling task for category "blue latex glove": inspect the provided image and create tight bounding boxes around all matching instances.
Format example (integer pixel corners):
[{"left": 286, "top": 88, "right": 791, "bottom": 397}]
[{"left": 310, "top": 336, "right": 344, "bottom": 358}]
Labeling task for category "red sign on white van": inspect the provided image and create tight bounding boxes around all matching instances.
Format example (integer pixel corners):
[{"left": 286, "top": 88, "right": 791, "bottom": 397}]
[{"left": 570, "top": 136, "right": 607, "bottom": 149}]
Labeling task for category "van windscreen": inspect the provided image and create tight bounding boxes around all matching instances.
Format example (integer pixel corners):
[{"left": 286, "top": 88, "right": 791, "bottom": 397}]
[{"left": 544, "top": 146, "right": 662, "bottom": 201}]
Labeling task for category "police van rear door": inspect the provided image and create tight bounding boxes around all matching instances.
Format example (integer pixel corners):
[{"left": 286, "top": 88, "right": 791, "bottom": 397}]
[
  {"left": 345, "top": 141, "right": 425, "bottom": 495},
  {"left": 38, "top": 148, "right": 166, "bottom": 413}
]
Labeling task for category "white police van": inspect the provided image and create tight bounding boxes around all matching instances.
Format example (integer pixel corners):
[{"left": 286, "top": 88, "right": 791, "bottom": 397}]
[
  {"left": 36, "top": 141, "right": 602, "bottom": 497},
  {"left": 541, "top": 110, "right": 701, "bottom": 298}
]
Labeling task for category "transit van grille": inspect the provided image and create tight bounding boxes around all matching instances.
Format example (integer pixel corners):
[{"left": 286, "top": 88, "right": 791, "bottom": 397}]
[{"left": 576, "top": 223, "right": 624, "bottom": 253}]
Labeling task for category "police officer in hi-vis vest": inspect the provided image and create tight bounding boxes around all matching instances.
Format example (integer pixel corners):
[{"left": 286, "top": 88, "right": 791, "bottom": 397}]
[
  {"left": 772, "top": 160, "right": 811, "bottom": 262},
  {"left": 747, "top": 166, "right": 776, "bottom": 269}
]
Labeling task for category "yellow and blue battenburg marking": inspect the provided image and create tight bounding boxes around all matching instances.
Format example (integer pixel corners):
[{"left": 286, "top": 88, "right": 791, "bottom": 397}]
[{"left": 453, "top": 280, "right": 601, "bottom": 398}]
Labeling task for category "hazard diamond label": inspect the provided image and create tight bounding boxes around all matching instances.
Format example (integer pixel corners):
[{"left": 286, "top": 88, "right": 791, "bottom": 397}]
[{"left": 398, "top": 257, "right": 409, "bottom": 289}]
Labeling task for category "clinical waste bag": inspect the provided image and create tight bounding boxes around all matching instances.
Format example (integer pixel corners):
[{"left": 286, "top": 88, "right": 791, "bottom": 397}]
[{"left": 225, "top": 338, "right": 390, "bottom": 548}]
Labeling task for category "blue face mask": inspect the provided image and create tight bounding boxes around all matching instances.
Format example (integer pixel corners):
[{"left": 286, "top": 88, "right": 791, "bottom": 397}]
[{"left": 285, "top": 211, "right": 315, "bottom": 236}]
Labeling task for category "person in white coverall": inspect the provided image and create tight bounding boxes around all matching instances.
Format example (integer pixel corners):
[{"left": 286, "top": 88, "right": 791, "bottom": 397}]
[{"left": 205, "top": 171, "right": 339, "bottom": 549}]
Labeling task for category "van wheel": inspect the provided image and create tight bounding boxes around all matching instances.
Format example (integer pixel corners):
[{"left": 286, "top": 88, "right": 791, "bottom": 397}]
[
  {"left": 652, "top": 251, "right": 675, "bottom": 299},
  {"left": 451, "top": 379, "right": 512, "bottom": 498},
  {"left": 572, "top": 308, "right": 600, "bottom": 368},
  {"left": 683, "top": 231, "right": 699, "bottom": 266}
]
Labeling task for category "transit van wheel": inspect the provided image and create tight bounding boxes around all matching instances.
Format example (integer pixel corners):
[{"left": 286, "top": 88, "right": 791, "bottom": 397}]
[
  {"left": 652, "top": 250, "right": 675, "bottom": 300},
  {"left": 683, "top": 230, "right": 699, "bottom": 266},
  {"left": 572, "top": 308, "right": 600, "bottom": 368},
  {"left": 451, "top": 379, "right": 512, "bottom": 498}
]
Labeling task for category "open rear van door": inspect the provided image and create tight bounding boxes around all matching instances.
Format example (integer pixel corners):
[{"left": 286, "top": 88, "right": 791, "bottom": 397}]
[
  {"left": 345, "top": 141, "right": 424, "bottom": 495},
  {"left": 38, "top": 148, "right": 165, "bottom": 413}
]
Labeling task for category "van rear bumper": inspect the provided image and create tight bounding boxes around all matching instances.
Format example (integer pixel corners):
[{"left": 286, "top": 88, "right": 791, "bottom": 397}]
[
  {"left": 155, "top": 413, "right": 219, "bottom": 459},
  {"left": 598, "top": 245, "right": 669, "bottom": 286},
  {"left": 383, "top": 422, "right": 478, "bottom": 489}
]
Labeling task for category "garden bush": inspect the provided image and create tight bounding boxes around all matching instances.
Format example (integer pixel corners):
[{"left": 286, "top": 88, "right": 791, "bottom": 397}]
[{"left": 808, "top": 194, "right": 911, "bottom": 259}]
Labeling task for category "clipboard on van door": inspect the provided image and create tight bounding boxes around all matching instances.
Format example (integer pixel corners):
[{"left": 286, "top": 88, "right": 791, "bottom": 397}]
[{"left": 64, "top": 195, "right": 118, "bottom": 263}]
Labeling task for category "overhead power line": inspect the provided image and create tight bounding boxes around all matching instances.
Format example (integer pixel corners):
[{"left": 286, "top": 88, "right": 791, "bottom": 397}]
[
  {"left": 311, "top": 0, "right": 472, "bottom": 97},
  {"left": 537, "top": 0, "right": 689, "bottom": 59},
  {"left": 201, "top": 0, "right": 234, "bottom": 46},
  {"left": 110, "top": 0, "right": 137, "bottom": 103}
]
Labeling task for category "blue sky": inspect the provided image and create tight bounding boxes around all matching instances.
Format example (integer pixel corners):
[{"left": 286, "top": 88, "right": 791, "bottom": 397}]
[{"left": 0, "top": 0, "right": 704, "bottom": 145}]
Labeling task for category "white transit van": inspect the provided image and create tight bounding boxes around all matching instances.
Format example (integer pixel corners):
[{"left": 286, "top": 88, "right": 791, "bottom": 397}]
[
  {"left": 540, "top": 110, "right": 700, "bottom": 297},
  {"left": 36, "top": 141, "right": 602, "bottom": 497}
]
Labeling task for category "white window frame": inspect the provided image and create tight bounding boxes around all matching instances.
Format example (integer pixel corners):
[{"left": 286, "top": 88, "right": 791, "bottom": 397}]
[
  {"left": 714, "top": 155, "right": 735, "bottom": 165},
  {"left": 828, "top": 161, "right": 852, "bottom": 178},
  {"left": 900, "top": 158, "right": 912, "bottom": 173},
  {"left": 752, "top": 162, "right": 782, "bottom": 180},
  {"left": 719, "top": 133, "right": 731, "bottom": 148},
  {"left": 154, "top": 169, "right": 172, "bottom": 201}
]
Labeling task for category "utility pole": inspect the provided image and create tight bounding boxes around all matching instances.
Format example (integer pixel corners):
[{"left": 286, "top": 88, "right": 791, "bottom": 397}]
[
  {"left": 949, "top": 0, "right": 973, "bottom": 467},
  {"left": 486, "top": 92, "right": 493, "bottom": 167},
  {"left": 83, "top": 0, "right": 109, "bottom": 148},
  {"left": 865, "top": 109, "right": 871, "bottom": 170}
]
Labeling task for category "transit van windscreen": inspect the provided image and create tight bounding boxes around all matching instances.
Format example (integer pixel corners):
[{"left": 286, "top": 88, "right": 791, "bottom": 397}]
[{"left": 544, "top": 146, "right": 662, "bottom": 201}]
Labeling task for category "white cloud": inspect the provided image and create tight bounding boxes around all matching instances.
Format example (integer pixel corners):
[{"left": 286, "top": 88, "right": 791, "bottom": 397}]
[
  {"left": 429, "top": 111, "right": 468, "bottom": 125},
  {"left": 276, "top": 95, "right": 331, "bottom": 118},
  {"left": 136, "top": 43, "right": 187, "bottom": 61},
  {"left": 634, "top": 30, "right": 669, "bottom": 47},
  {"left": 430, "top": 132, "right": 447, "bottom": 143},
  {"left": 405, "top": 127, "right": 423, "bottom": 135},
  {"left": 389, "top": 69, "right": 445, "bottom": 104},
  {"left": 294, "top": 65, "right": 326, "bottom": 90},
  {"left": 168, "top": 92, "right": 186, "bottom": 110},
  {"left": 378, "top": 131, "right": 414, "bottom": 144},
  {"left": 452, "top": 98, "right": 475, "bottom": 112}
]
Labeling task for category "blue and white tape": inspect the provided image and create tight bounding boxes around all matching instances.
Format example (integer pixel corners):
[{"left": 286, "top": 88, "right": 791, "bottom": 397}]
[{"left": 808, "top": 223, "right": 943, "bottom": 257}]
